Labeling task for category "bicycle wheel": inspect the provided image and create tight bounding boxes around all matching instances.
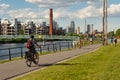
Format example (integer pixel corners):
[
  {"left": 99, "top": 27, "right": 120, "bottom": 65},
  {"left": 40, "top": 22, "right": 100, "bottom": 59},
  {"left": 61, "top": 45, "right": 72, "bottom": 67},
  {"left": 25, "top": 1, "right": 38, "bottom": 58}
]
[
  {"left": 33, "top": 57, "right": 39, "bottom": 65},
  {"left": 26, "top": 58, "right": 32, "bottom": 67},
  {"left": 35, "top": 57, "right": 39, "bottom": 64}
]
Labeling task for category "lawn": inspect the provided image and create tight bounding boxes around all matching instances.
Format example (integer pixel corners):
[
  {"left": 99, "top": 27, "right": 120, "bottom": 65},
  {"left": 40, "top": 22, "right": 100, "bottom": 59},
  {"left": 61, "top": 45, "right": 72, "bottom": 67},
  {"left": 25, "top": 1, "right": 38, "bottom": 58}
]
[{"left": 16, "top": 43, "right": 120, "bottom": 80}]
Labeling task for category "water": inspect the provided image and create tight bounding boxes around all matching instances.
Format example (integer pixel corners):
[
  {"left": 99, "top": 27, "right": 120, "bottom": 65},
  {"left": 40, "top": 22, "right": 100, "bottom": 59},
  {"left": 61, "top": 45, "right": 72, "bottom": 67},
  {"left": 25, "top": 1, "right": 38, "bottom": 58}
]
[{"left": 0, "top": 41, "right": 73, "bottom": 60}]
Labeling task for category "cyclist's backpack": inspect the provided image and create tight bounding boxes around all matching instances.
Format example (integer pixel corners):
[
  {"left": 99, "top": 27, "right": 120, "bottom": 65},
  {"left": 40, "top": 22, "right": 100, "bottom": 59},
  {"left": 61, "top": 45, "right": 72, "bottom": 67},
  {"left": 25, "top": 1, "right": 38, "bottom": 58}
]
[{"left": 26, "top": 39, "right": 34, "bottom": 49}]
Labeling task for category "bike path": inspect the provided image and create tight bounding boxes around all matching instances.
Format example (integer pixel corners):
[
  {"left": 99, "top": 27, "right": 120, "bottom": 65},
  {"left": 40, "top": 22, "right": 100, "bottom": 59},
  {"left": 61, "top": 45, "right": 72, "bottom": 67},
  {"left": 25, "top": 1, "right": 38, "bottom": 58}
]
[{"left": 0, "top": 44, "right": 101, "bottom": 80}]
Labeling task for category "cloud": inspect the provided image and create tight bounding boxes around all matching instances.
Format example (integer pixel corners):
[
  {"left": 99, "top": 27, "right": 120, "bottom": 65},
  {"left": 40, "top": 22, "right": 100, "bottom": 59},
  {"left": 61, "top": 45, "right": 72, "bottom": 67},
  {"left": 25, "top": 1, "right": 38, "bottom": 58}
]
[
  {"left": 0, "top": 3, "right": 10, "bottom": 15},
  {"left": 25, "top": 0, "right": 101, "bottom": 8},
  {"left": 7, "top": 8, "right": 49, "bottom": 23},
  {"left": 0, "top": 3, "right": 10, "bottom": 9},
  {"left": 8, "top": 8, "right": 38, "bottom": 19},
  {"left": 53, "top": 3, "right": 120, "bottom": 19},
  {"left": 75, "top": 5, "right": 102, "bottom": 19},
  {"left": 23, "top": 0, "right": 103, "bottom": 20},
  {"left": 108, "top": 4, "right": 120, "bottom": 17},
  {"left": 4, "top": 0, "right": 120, "bottom": 23}
]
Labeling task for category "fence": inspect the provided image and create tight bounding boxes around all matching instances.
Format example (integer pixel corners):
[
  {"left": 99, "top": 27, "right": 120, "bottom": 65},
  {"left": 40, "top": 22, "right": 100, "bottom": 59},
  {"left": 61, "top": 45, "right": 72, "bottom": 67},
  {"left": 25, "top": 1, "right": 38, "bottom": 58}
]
[{"left": 0, "top": 41, "right": 77, "bottom": 61}]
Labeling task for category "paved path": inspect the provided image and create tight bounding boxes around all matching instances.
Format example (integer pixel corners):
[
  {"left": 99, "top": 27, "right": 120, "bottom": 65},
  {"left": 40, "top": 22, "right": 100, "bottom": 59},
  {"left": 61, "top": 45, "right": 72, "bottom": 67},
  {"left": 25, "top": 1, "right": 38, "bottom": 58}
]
[{"left": 0, "top": 44, "right": 101, "bottom": 80}]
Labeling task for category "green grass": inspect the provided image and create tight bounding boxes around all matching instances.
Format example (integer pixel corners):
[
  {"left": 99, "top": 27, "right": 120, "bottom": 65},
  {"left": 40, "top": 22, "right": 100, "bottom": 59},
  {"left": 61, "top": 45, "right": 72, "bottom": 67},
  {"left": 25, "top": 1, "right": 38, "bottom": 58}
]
[{"left": 16, "top": 43, "right": 120, "bottom": 80}]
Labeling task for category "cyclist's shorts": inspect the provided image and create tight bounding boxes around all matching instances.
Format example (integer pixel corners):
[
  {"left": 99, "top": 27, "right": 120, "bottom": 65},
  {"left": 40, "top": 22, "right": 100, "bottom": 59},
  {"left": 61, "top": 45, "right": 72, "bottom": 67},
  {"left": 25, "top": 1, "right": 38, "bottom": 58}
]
[{"left": 29, "top": 47, "right": 37, "bottom": 54}]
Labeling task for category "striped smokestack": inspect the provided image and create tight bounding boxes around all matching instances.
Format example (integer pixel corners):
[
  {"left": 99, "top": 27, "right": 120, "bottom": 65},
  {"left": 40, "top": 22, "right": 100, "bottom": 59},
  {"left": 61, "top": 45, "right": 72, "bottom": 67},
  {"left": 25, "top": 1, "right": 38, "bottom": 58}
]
[{"left": 49, "top": 8, "right": 53, "bottom": 36}]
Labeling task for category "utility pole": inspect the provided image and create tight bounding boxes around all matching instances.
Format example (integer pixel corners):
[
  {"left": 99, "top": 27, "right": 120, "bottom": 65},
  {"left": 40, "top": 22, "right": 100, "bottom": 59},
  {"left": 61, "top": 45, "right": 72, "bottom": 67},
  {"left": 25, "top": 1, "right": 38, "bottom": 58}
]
[
  {"left": 103, "top": 0, "right": 108, "bottom": 44},
  {"left": 103, "top": 0, "right": 107, "bottom": 35}
]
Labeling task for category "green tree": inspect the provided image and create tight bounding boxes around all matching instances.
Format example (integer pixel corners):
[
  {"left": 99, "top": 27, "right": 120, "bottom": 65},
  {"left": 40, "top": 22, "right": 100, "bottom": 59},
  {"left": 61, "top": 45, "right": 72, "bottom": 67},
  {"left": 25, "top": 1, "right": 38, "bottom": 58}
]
[
  {"left": 19, "top": 29, "right": 24, "bottom": 35},
  {"left": 109, "top": 31, "right": 114, "bottom": 37},
  {"left": 116, "top": 28, "right": 120, "bottom": 36},
  {"left": 65, "top": 33, "right": 79, "bottom": 36}
]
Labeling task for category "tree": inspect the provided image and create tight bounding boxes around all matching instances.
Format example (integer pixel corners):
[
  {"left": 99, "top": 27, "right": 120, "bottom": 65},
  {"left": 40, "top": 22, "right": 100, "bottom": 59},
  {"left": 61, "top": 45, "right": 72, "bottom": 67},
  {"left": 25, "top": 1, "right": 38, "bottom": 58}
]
[
  {"left": 65, "top": 33, "right": 79, "bottom": 36},
  {"left": 116, "top": 28, "right": 120, "bottom": 36},
  {"left": 109, "top": 31, "right": 114, "bottom": 37},
  {"left": 19, "top": 29, "right": 24, "bottom": 35}
]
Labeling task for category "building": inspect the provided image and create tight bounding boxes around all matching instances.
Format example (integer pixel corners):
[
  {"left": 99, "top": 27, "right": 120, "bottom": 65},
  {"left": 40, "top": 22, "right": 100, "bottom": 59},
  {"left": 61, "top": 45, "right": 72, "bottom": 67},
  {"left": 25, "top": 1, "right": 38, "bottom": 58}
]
[
  {"left": 41, "top": 21, "right": 46, "bottom": 27},
  {"left": 86, "top": 24, "right": 91, "bottom": 34},
  {"left": 24, "top": 21, "right": 36, "bottom": 35},
  {"left": 53, "top": 20, "right": 58, "bottom": 35},
  {"left": 0, "top": 19, "right": 2, "bottom": 35},
  {"left": 70, "top": 21, "right": 75, "bottom": 33},
  {"left": 76, "top": 26, "right": 80, "bottom": 34},
  {"left": 36, "top": 24, "right": 49, "bottom": 35},
  {"left": 1, "top": 19, "right": 15, "bottom": 35},
  {"left": 0, "top": 16, "right": 65, "bottom": 36},
  {"left": 11, "top": 18, "right": 21, "bottom": 35},
  {"left": 67, "top": 21, "right": 75, "bottom": 33}
]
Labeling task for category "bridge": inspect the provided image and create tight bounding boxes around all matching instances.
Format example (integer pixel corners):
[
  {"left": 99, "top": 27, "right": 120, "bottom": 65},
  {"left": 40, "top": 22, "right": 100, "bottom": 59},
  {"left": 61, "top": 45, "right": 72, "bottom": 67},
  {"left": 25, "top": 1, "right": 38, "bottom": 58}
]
[{"left": 0, "top": 35, "right": 78, "bottom": 41}]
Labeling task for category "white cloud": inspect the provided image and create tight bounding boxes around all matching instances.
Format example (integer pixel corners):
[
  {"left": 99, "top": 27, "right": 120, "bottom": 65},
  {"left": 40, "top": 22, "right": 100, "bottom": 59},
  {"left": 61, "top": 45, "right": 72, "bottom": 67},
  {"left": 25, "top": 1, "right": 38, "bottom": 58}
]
[
  {"left": 75, "top": 5, "right": 102, "bottom": 19},
  {"left": 8, "top": 8, "right": 38, "bottom": 19},
  {"left": 25, "top": 0, "right": 101, "bottom": 8},
  {"left": 108, "top": 4, "right": 120, "bottom": 17},
  {"left": 0, "top": 3, "right": 10, "bottom": 15},
  {"left": 0, "top": 3, "right": 10, "bottom": 9},
  {"left": 53, "top": 3, "right": 120, "bottom": 19},
  {"left": 3, "top": 0, "right": 120, "bottom": 24},
  {"left": 7, "top": 8, "right": 50, "bottom": 23},
  {"left": 23, "top": 0, "right": 103, "bottom": 20}
]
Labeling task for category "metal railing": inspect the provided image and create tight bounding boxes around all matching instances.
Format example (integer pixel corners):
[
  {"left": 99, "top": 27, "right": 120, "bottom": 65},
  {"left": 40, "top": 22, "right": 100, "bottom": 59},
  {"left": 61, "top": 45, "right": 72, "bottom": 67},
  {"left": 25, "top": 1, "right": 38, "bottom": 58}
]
[
  {"left": 0, "top": 41, "right": 77, "bottom": 61},
  {"left": 0, "top": 35, "right": 78, "bottom": 41}
]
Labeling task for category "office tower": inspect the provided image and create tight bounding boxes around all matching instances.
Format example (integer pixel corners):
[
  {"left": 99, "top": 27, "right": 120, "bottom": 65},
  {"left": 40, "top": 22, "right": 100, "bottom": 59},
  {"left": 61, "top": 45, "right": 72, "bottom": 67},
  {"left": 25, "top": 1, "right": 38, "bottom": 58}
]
[
  {"left": 87, "top": 24, "right": 91, "bottom": 34},
  {"left": 70, "top": 21, "right": 75, "bottom": 33}
]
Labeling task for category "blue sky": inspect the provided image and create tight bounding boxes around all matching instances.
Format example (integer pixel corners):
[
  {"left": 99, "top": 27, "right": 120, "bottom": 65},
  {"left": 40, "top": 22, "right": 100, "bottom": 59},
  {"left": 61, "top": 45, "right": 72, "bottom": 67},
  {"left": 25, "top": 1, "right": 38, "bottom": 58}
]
[{"left": 0, "top": 0, "right": 120, "bottom": 33}]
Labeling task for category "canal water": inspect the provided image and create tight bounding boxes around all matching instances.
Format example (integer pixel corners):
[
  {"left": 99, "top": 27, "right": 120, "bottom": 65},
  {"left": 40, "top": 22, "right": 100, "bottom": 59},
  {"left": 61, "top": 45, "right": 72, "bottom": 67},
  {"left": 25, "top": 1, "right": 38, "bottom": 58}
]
[{"left": 0, "top": 41, "right": 74, "bottom": 60}]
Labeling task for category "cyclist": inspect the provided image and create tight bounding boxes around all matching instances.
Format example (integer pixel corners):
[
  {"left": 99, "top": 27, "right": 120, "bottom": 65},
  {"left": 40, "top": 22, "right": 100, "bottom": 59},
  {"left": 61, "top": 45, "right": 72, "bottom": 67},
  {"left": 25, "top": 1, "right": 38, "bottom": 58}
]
[{"left": 26, "top": 35, "right": 41, "bottom": 60}]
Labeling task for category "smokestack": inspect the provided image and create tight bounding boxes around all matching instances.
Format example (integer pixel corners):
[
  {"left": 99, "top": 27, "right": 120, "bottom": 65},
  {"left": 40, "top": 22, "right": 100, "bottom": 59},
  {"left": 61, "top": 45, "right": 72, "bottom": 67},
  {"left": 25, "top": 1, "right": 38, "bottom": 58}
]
[{"left": 49, "top": 8, "right": 53, "bottom": 36}]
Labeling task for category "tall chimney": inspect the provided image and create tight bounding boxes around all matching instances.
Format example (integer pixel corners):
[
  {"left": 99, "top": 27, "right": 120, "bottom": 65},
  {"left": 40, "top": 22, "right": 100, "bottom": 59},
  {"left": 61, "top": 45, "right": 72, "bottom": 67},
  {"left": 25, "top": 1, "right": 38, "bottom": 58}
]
[{"left": 49, "top": 8, "right": 53, "bottom": 36}]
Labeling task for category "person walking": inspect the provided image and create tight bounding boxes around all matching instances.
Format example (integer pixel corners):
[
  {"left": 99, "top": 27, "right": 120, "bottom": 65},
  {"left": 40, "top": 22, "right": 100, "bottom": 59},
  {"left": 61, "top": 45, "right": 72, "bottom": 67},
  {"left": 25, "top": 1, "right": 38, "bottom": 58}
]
[
  {"left": 114, "top": 37, "right": 117, "bottom": 46},
  {"left": 109, "top": 37, "right": 113, "bottom": 46},
  {"left": 78, "top": 37, "right": 82, "bottom": 48}
]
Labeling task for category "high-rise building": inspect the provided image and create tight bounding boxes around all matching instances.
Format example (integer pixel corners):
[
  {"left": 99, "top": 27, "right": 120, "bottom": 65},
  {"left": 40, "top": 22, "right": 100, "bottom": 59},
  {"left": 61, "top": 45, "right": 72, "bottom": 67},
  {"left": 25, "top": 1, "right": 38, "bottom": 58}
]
[
  {"left": 11, "top": 18, "right": 21, "bottom": 35},
  {"left": 87, "top": 24, "right": 91, "bottom": 34},
  {"left": 53, "top": 20, "right": 58, "bottom": 30},
  {"left": 76, "top": 26, "right": 80, "bottom": 34},
  {"left": 67, "top": 21, "right": 75, "bottom": 33},
  {"left": 70, "top": 21, "right": 75, "bottom": 33},
  {"left": 41, "top": 21, "right": 46, "bottom": 27}
]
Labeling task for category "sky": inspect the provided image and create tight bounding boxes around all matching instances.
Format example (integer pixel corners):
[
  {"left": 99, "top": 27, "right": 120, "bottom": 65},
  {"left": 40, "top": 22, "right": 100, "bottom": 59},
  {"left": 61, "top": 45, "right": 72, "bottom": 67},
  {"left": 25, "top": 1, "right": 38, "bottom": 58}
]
[{"left": 0, "top": 0, "right": 120, "bottom": 33}]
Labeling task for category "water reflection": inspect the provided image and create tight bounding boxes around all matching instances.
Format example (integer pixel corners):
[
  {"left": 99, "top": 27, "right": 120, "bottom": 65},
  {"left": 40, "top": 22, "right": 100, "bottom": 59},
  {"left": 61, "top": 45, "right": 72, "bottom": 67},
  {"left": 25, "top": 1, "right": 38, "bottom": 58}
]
[
  {"left": 0, "top": 43, "right": 25, "bottom": 49},
  {"left": 0, "top": 41, "right": 73, "bottom": 60}
]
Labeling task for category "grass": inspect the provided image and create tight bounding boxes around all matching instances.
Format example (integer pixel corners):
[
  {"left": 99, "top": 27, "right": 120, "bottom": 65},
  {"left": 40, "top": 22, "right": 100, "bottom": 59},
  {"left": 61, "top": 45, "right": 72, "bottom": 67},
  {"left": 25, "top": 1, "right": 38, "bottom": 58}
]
[{"left": 16, "top": 43, "right": 120, "bottom": 80}]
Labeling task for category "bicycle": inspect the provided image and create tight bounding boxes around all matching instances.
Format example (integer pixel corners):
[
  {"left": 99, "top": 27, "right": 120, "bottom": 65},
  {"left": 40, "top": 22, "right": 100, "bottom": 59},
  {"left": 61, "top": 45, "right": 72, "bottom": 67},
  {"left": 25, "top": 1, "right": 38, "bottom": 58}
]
[{"left": 25, "top": 51, "right": 39, "bottom": 67}]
